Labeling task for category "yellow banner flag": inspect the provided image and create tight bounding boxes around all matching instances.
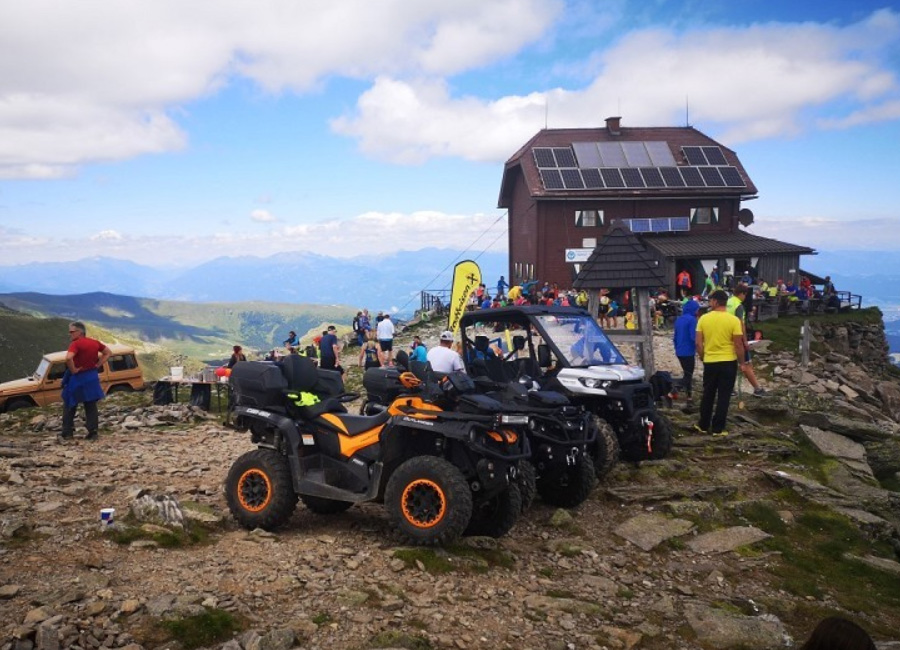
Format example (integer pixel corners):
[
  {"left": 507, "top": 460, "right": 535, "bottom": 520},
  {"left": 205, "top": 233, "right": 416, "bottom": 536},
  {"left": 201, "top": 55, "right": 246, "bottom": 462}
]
[{"left": 447, "top": 260, "right": 482, "bottom": 334}]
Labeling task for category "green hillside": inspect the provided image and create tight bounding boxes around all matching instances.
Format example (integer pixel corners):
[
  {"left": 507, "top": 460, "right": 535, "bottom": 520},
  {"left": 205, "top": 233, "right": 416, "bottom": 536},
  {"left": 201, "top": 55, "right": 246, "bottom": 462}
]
[{"left": 0, "top": 293, "right": 358, "bottom": 382}]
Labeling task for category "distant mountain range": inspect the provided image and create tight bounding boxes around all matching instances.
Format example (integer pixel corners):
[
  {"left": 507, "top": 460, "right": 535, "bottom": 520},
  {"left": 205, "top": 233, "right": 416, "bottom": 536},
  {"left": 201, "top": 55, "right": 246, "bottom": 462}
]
[{"left": 0, "top": 248, "right": 508, "bottom": 315}]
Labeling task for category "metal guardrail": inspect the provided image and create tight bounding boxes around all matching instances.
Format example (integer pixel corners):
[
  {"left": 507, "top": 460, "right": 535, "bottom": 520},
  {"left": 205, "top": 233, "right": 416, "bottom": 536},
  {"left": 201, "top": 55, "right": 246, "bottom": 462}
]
[{"left": 421, "top": 290, "right": 451, "bottom": 315}]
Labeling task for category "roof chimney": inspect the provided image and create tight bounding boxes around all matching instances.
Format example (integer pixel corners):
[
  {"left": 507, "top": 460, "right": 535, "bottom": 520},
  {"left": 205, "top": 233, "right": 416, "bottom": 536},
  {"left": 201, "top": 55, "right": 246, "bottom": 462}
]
[{"left": 605, "top": 116, "right": 621, "bottom": 136}]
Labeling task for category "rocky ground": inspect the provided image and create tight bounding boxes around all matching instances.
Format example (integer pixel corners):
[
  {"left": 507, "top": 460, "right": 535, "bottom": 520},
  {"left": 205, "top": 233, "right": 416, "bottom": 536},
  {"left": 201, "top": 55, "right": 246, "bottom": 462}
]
[{"left": 3, "top": 322, "right": 900, "bottom": 650}]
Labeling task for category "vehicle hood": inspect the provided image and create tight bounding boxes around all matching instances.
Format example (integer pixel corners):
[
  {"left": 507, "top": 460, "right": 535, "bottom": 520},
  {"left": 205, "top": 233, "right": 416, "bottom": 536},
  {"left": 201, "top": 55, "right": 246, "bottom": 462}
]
[
  {"left": 574, "top": 364, "right": 646, "bottom": 381},
  {"left": 0, "top": 377, "right": 39, "bottom": 396}
]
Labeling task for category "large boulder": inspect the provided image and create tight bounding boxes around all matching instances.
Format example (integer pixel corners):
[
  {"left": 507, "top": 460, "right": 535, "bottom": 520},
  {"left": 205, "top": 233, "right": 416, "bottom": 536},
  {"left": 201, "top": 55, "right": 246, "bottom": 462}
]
[
  {"left": 798, "top": 413, "right": 900, "bottom": 477},
  {"left": 877, "top": 381, "right": 900, "bottom": 423}
]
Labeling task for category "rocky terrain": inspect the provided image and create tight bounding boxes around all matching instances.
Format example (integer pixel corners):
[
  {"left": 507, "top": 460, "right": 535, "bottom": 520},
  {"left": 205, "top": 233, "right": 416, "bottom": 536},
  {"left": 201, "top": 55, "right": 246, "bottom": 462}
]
[{"left": 2, "top": 317, "right": 900, "bottom": 650}]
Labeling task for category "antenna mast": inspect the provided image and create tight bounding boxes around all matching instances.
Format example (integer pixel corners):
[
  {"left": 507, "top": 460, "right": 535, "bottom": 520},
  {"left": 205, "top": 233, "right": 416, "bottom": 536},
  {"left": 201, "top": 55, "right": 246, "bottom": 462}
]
[{"left": 685, "top": 95, "right": 690, "bottom": 126}]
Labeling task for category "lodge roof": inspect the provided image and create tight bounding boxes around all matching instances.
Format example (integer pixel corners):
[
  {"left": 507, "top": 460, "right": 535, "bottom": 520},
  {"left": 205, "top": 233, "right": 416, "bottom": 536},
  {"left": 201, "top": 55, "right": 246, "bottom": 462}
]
[
  {"left": 573, "top": 222, "right": 666, "bottom": 290},
  {"left": 499, "top": 123, "right": 759, "bottom": 208},
  {"left": 642, "top": 230, "right": 815, "bottom": 258}
]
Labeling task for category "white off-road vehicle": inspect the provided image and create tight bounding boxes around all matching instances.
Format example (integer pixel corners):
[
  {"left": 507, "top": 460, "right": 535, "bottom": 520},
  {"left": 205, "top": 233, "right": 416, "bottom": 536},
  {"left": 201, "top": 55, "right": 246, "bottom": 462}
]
[{"left": 459, "top": 305, "right": 672, "bottom": 463}]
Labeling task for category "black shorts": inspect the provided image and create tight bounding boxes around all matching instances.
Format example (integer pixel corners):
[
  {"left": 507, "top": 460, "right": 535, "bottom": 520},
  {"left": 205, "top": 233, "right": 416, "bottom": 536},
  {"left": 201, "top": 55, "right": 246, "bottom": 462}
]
[
  {"left": 598, "top": 305, "right": 609, "bottom": 315},
  {"left": 379, "top": 339, "right": 393, "bottom": 352}
]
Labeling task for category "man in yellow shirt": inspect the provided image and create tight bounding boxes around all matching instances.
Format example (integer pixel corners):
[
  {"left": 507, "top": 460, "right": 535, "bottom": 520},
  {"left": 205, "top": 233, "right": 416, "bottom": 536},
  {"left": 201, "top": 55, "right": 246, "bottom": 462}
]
[{"left": 695, "top": 291, "right": 747, "bottom": 436}]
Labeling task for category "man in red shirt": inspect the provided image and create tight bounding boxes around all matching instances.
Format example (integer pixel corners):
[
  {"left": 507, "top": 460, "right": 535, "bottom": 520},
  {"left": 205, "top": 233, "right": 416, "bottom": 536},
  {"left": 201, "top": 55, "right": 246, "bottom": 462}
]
[{"left": 60, "top": 321, "right": 111, "bottom": 443}]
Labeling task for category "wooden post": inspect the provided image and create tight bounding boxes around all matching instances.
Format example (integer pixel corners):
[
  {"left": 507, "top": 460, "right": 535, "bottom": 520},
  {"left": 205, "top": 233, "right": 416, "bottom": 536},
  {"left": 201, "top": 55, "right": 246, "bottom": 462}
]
[
  {"left": 634, "top": 287, "right": 656, "bottom": 375},
  {"left": 800, "top": 319, "right": 810, "bottom": 369}
]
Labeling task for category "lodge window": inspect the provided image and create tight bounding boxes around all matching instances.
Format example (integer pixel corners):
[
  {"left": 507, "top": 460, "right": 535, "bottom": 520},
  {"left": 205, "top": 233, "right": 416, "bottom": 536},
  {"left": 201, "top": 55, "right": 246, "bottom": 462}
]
[
  {"left": 575, "top": 210, "right": 603, "bottom": 227},
  {"left": 691, "top": 207, "right": 718, "bottom": 224}
]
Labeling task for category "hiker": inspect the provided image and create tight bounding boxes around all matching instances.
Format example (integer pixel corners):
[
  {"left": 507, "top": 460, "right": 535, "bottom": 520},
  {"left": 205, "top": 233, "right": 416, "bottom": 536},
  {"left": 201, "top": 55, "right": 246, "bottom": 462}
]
[
  {"left": 319, "top": 326, "right": 341, "bottom": 372},
  {"left": 694, "top": 290, "right": 746, "bottom": 437},
  {"left": 59, "top": 321, "right": 111, "bottom": 443},
  {"left": 409, "top": 336, "right": 428, "bottom": 363},
  {"left": 376, "top": 313, "right": 395, "bottom": 366},
  {"left": 427, "top": 331, "right": 465, "bottom": 374},
  {"left": 227, "top": 345, "right": 246, "bottom": 368},
  {"left": 727, "top": 285, "right": 766, "bottom": 397},
  {"left": 597, "top": 288, "right": 612, "bottom": 329},
  {"left": 497, "top": 275, "right": 509, "bottom": 297},
  {"left": 676, "top": 268, "right": 692, "bottom": 298},
  {"left": 673, "top": 299, "right": 700, "bottom": 408},
  {"left": 283, "top": 330, "right": 298, "bottom": 353}
]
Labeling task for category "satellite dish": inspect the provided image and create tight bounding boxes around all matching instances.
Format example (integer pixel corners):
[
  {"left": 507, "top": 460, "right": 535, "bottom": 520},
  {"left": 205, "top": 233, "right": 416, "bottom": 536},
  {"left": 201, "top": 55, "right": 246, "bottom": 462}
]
[{"left": 738, "top": 209, "right": 754, "bottom": 227}]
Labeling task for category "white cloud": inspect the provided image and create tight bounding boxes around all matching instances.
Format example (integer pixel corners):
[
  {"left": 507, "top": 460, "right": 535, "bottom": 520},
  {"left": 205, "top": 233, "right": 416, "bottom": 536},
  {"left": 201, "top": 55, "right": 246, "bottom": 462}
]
[
  {"left": 250, "top": 209, "right": 277, "bottom": 223},
  {"left": 0, "top": 0, "right": 561, "bottom": 178},
  {"left": 335, "top": 9, "right": 900, "bottom": 160},
  {"left": 90, "top": 229, "right": 124, "bottom": 241},
  {"left": 0, "top": 210, "right": 510, "bottom": 266}
]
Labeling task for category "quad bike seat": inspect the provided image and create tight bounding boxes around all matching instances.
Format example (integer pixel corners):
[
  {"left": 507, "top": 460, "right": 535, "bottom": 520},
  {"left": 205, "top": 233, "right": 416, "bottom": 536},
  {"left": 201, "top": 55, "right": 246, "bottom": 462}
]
[
  {"left": 318, "top": 410, "right": 391, "bottom": 435},
  {"left": 282, "top": 355, "right": 348, "bottom": 417}
]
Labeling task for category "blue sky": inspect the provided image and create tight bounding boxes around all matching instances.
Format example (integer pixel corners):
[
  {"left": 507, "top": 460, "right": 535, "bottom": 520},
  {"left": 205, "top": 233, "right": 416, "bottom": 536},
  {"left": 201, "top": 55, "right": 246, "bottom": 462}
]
[{"left": 1, "top": 0, "right": 900, "bottom": 267}]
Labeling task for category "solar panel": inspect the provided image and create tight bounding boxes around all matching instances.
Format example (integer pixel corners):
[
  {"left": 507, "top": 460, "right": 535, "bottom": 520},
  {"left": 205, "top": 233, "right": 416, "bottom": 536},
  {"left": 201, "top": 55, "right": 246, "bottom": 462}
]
[
  {"left": 534, "top": 148, "right": 556, "bottom": 168},
  {"left": 719, "top": 166, "right": 745, "bottom": 187},
  {"left": 599, "top": 168, "right": 625, "bottom": 188},
  {"left": 660, "top": 167, "right": 685, "bottom": 187},
  {"left": 572, "top": 142, "right": 602, "bottom": 168},
  {"left": 670, "top": 216, "right": 691, "bottom": 231},
  {"left": 622, "top": 142, "right": 652, "bottom": 167},
  {"left": 650, "top": 218, "right": 669, "bottom": 232},
  {"left": 680, "top": 166, "right": 705, "bottom": 187},
  {"left": 620, "top": 167, "right": 645, "bottom": 188},
  {"left": 698, "top": 167, "right": 725, "bottom": 187},
  {"left": 630, "top": 218, "right": 651, "bottom": 233},
  {"left": 581, "top": 167, "right": 604, "bottom": 189},
  {"left": 702, "top": 146, "right": 728, "bottom": 165},
  {"left": 561, "top": 168, "right": 585, "bottom": 189},
  {"left": 640, "top": 167, "right": 665, "bottom": 187},
  {"left": 553, "top": 148, "right": 577, "bottom": 168},
  {"left": 598, "top": 142, "right": 628, "bottom": 167},
  {"left": 682, "top": 146, "right": 707, "bottom": 165},
  {"left": 645, "top": 141, "right": 677, "bottom": 166},
  {"left": 540, "top": 168, "right": 564, "bottom": 189}
]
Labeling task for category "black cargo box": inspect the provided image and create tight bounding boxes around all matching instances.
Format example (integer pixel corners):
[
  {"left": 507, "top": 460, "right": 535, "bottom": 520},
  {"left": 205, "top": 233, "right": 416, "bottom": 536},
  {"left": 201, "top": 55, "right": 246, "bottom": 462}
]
[
  {"left": 363, "top": 367, "right": 404, "bottom": 404},
  {"left": 314, "top": 368, "right": 344, "bottom": 397},
  {"left": 230, "top": 361, "right": 288, "bottom": 409}
]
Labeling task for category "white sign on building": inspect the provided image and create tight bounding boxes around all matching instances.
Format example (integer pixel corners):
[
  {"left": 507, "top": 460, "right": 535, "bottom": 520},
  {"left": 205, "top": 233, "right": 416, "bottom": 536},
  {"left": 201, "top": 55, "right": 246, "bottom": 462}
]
[{"left": 565, "top": 248, "right": 593, "bottom": 263}]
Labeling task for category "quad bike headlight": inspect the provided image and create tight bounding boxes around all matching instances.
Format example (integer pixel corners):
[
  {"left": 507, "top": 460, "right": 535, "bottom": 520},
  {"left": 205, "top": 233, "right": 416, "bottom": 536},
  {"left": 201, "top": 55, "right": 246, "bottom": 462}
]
[{"left": 500, "top": 414, "right": 529, "bottom": 426}]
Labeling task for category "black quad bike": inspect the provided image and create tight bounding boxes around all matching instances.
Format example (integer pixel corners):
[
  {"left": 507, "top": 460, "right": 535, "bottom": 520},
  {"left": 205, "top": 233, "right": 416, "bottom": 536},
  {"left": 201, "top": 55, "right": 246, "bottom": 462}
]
[
  {"left": 458, "top": 305, "right": 673, "bottom": 465},
  {"left": 367, "top": 350, "right": 605, "bottom": 510},
  {"left": 225, "top": 355, "right": 529, "bottom": 545}
]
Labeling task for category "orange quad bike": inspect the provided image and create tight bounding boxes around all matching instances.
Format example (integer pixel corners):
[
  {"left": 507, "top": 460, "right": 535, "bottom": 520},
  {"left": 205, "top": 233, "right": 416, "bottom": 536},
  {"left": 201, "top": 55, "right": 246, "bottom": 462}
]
[{"left": 224, "top": 355, "right": 529, "bottom": 545}]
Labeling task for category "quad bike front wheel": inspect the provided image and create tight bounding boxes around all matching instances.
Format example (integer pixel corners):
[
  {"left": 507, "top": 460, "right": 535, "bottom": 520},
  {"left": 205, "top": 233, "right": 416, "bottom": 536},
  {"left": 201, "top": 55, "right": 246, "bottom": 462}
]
[
  {"left": 517, "top": 460, "right": 537, "bottom": 512},
  {"left": 591, "top": 416, "right": 621, "bottom": 479},
  {"left": 536, "top": 454, "right": 596, "bottom": 508},
  {"left": 619, "top": 412, "right": 674, "bottom": 462},
  {"left": 385, "top": 456, "right": 473, "bottom": 546},
  {"left": 465, "top": 483, "right": 522, "bottom": 538},
  {"left": 225, "top": 449, "right": 298, "bottom": 530}
]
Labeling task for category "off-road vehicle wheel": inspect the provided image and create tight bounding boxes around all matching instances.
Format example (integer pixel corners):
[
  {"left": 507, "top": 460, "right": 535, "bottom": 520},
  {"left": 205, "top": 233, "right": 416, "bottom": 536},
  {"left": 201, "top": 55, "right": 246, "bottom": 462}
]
[
  {"left": 465, "top": 483, "right": 522, "bottom": 538},
  {"left": 5, "top": 398, "right": 34, "bottom": 413},
  {"left": 536, "top": 454, "right": 596, "bottom": 508},
  {"left": 385, "top": 456, "right": 473, "bottom": 546},
  {"left": 517, "top": 460, "right": 537, "bottom": 512},
  {"left": 301, "top": 494, "right": 354, "bottom": 515},
  {"left": 620, "top": 412, "right": 673, "bottom": 462},
  {"left": 225, "top": 449, "right": 298, "bottom": 530},
  {"left": 591, "top": 416, "right": 621, "bottom": 479}
]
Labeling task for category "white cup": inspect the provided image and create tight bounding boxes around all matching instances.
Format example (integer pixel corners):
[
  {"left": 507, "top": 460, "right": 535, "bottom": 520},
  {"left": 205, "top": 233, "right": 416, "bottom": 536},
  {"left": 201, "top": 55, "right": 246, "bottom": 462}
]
[{"left": 100, "top": 507, "right": 115, "bottom": 527}]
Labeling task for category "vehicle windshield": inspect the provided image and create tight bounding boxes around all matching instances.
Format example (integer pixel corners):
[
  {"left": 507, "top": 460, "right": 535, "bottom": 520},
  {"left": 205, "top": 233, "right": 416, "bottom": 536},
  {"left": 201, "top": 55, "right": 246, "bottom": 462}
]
[
  {"left": 534, "top": 314, "right": 627, "bottom": 367},
  {"left": 34, "top": 358, "right": 50, "bottom": 380}
]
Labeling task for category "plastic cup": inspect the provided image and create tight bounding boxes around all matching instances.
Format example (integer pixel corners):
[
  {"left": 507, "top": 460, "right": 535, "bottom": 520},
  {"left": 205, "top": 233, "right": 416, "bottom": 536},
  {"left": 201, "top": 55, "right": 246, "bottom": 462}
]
[{"left": 100, "top": 507, "right": 115, "bottom": 527}]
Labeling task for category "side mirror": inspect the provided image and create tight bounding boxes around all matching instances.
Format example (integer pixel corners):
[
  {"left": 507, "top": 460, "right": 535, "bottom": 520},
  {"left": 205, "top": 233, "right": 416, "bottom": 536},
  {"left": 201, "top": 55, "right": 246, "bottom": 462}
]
[{"left": 538, "top": 344, "right": 551, "bottom": 368}]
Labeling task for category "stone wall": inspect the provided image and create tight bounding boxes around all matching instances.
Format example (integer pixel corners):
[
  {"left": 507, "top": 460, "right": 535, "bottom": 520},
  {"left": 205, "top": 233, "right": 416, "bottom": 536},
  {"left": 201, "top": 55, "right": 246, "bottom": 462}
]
[{"left": 809, "top": 318, "right": 891, "bottom": 373}]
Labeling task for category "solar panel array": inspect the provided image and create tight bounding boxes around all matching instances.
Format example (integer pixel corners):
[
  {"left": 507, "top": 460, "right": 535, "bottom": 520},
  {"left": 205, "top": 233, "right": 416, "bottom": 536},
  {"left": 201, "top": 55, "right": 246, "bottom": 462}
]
[
  {"left": 619, "top": 217, "right": 691, "bottom": 234},
  {"left": 533, "top": 142, "right": 745, "bottom": 191}
]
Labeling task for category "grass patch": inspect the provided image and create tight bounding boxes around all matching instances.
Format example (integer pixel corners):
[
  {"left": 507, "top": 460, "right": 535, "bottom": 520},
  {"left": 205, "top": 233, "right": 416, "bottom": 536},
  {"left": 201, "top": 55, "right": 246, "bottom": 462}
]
[
  {"left": 312, "top": 612, "right": 333, "bottom": 625},
  {"left": 158, "top": 608, "right": 242, "bottom": 650},
  {"left": 759, "top": 307, "right": 883, "bottom": 354},
  {"left": 447, "top": 544, "right": 516, "bottom": 570},
  {"left": 546, "top": 588, "right": 576, "bottom": 599},
  {"left": 106, "top": 521, "right": 215, "bottom": 548},
  {"left": 538, "top": 567, "right": 555, "bottom": 578},
  {"left": 758, "top": 506, "right": 900, "bottom": 627},
  {"left": 779, "top": 436, "right": 841, "bottom": 485},
  {"left": 393, "top": 548, "right": 455, "bottom": 574},
  {"left": 617, "top": 588, "right": 635, "bottom": 600},
  {"left": 733, "top": 501, "right": 788, "bottom": 536},
  {"left": 368, "top": 630, "right": 432, "bottom": 649}
]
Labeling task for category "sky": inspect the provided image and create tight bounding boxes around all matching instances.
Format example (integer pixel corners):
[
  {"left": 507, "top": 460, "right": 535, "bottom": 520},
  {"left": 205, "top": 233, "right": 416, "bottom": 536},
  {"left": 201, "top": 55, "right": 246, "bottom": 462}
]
[{"left": 2, "top": 0, "right": 900, "bottom": 268}]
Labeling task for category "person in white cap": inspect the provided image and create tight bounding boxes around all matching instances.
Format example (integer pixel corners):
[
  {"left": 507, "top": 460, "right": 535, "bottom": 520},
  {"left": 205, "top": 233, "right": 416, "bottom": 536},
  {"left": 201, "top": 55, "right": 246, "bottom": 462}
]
[{"left": 426, "top": 331, "right": 465, "bottom": 374}]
